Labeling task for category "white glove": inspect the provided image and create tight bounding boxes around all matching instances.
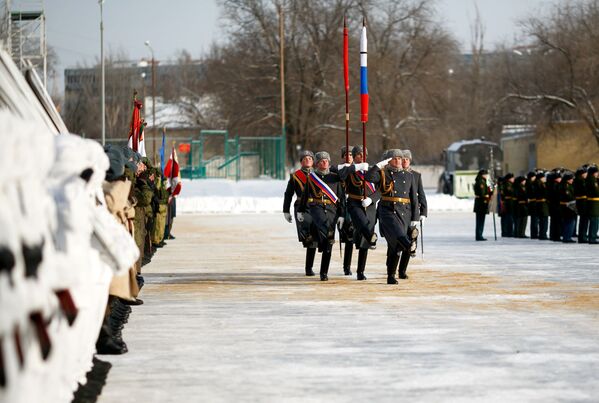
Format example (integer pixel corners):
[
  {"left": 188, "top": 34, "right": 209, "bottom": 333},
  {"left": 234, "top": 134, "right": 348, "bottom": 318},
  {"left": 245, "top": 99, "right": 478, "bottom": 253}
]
[
  {"left": 361, "top": 197, "right": 373, "bottom": 208},
  {"left": 420, "top": 215, "right": 426, "bottom": 222},
  {"left": 376, "top": 158, "right": 391, "bottom": 169},
  {"left": 354, "top": 162, "right": 369, "bottom": 171},
  {"left": 337, "top": 163, "right": 351, "bottom": 170},
  {"left": 297, "top": 212, "right": 305, "bottom": 222},
  {"left": 410, "top": 221, "right": 419, "bottom": 227},
  {"left": 284, "top": 212, "right": 292, "bottom": 223},
  {"left": 337, "top": 217, "right": 345, "bottom": 227}
]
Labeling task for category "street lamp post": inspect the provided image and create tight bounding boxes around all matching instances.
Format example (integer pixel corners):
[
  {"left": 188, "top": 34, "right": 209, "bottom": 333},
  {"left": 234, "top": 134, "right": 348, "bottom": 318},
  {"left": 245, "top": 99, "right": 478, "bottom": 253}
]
[
  {"left": 99, "top": 0, "right": 105, "bottom": 145},
  {"left": 145, "top": 40, "right": 156, "bottom": 162}
]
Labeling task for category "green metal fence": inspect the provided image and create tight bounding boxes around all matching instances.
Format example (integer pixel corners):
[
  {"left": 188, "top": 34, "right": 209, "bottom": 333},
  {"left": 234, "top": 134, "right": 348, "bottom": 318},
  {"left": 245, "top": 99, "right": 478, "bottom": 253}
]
[
  {"left": 183, "top": 130, "right": 286, "bottom": 181},
  {"left": 104, "top": 130, "right": 286, "bottom": 181}
]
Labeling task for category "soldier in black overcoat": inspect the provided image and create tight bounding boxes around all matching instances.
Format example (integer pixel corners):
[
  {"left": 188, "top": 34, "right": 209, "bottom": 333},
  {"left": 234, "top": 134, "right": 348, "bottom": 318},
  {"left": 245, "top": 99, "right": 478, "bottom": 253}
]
[
  {"left": 548, "top": 171, "right": 563, "bottom": 241},
  {"left": 365, "top": 149, "right": 419, "bottom": 285},
  {"left": 283, "top": 150, "right": 318, "bottom": 276},
  {"left": 560, "top": 172, "right": 577, "bottom": 243},
  {"left": 515, "top": 176, "right": 529, "bottom": 238},
  {"left": 574, "top": 167, "right": 589, "bottom": 243},
  {"left": 338, "top": 145, "right": 379, "bottom": 280},
  {"left": 334, "top": 146, "right": 355, "bottom": 275},
  {"left": 473, "top": 169, "right": 491, "bottom": 241},
  {"left": 502, "top": 173, "right": 516, "bottom": 237},
  {"left": 298, "top": 151, "right": 346, "bottom": 281},
  {"left": 587, "top": 165, "right": 599, "bottom": 244},
  {"left": 527, "top": 171, "right": 539, "bottom": 239},
  {"left": 535, "top": 171, "right": 550, "bottom": 240}
]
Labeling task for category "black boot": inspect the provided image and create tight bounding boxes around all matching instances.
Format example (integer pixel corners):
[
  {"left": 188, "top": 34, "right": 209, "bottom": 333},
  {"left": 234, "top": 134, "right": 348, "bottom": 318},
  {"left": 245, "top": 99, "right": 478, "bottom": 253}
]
[
  {"left": 398, "top": 251, "right": 410, "bottom": 279},
  {"left": 320, "top": 250, "right": 332, "bottom": 281},
  {"left": 356, "top": 249, "right": 368, "bottom": 280},
  {"left": 386, "top": 253, "right": 398, "bottom": 284},
  {"left": 343, "top": 242, "right": 353, "bottom": 275},
  {"left": 305, "top": 248, "right": 316, "bottom": 276}
]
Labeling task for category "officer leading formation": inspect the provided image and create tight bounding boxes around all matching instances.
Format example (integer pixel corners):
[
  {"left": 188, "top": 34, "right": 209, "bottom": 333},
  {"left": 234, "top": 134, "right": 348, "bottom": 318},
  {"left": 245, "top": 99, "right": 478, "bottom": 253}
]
[
  {"left": 283, "top": 148, "right": 427, "bottom": 284},
  {"left": 0, "top": 111, "right": 179, "bottom": 403},
  {"left": 476, "top": 164, "right": 598, "bottom": 243}
]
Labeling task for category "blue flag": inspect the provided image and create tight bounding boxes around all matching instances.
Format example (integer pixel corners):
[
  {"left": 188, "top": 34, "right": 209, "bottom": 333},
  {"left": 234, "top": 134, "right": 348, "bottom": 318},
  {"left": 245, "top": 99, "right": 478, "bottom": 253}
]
[{"left": 159, "top": 129, "right": 166, "bottom": 173}]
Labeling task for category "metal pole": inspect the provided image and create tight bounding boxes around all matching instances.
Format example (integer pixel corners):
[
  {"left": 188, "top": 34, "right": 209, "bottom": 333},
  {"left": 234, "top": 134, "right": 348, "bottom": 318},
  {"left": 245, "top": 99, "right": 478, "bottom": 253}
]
[
  {"left": 278, "top": 3, "right": 286, "bottom": 166},
  {"left": 99, "top": 0, "right": 105, "bottom": 145}
]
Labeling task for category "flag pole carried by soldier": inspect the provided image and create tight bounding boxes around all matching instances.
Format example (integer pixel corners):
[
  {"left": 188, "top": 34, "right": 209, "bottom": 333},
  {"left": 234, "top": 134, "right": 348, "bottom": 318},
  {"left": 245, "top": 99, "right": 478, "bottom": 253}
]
[{"left": 283, "top": 150, "right": 318, "bottom": 276}]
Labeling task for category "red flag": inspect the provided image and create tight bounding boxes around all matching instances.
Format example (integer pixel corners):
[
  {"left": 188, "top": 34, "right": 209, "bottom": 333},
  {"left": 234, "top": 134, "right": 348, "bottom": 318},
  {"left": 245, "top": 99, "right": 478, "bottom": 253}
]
[
  {"left": 164, "top": 147, "right": 181, "bottom": 197},
  {"left": 127, "top": 97, "right": 143, "bottom": 153}
]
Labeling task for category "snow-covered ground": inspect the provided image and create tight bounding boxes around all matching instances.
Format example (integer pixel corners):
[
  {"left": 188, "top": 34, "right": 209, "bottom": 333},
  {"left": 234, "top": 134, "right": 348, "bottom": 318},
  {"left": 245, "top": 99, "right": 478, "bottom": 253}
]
[
  {"left": 177, "top": 179, "right": 472, "bottom": 214},
  {"left": 99, "top": 211, "right": 599, "bottom": 403}
]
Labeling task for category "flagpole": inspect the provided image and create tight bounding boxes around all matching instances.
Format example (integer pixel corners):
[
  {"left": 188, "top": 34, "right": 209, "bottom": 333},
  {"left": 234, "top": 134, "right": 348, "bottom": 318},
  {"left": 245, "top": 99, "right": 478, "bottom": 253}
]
[
  {"left": 360, "top": 18, "right": 369, "bottom": 196},
  {"left": 343, "top": 16, "right": 350, "bottom": 164}
]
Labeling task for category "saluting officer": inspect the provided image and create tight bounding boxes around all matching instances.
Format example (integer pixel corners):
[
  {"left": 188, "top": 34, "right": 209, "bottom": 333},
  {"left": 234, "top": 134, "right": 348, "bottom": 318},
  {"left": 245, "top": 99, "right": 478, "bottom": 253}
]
[
  {"left": 402, "top": 150, "right": 427, "bottom": 256},
  {"left": 365, "top": 149, "right": 419, "bottom": 284},
  {"left": 283, "top": 150, "right": 318, "bottom": 276},
  {"left": 298, "top": 152, "right": 346, "bottom": 281},
  {"left": 341, "top": 145, "right": 378, "bottom": 280}
]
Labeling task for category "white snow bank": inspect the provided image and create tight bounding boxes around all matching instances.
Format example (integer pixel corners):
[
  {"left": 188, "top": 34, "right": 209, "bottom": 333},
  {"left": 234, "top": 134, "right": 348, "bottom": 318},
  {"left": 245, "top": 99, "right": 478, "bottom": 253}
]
[{"left": 177, "top": 179, "right": 473, "bottom": 214}]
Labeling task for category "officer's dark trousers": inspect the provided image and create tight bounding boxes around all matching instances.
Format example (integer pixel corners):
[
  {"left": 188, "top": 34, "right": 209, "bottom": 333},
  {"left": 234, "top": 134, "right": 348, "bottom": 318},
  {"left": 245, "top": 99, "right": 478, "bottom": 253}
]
[
  {"left": 589, "top": 217, "right": 599, "bottom": 243},
  {"left": 530, "top": 215, "right": 539, "bottom": 239},
  {"left": 503, "top": 213, "right": 514, "bottom": 237},
  {"left": 475, "top": 212, "right": 486, "bottom": 240},
  {"left": 550, "top": 214, "right": 561, "bottom": 241},
  {"left": 357, "top": 249, "right": 368, "bottom": 274},
  {"left": 398, "top": 251, "right": 411, "bottom": 277},
  {"left": 562, "top": 217, "right": 576, "bottom": 242},
  {"left": 538, "top": 216, "right": 549, "bottom": 240},
  {"left": 578, "top": 215, "right": 590, "bottom": 243},
  {"left": 305, "top": 248, "right": 316, "bottom": 273},
  {"left": 515, "top": 216, "right": 528, "bottom": 237},
  {"left": 343, "top": 242, "right": 353, "bottom": 271},
  {"left": 320, "top": 250, "right": 332, "bottom": 276}
]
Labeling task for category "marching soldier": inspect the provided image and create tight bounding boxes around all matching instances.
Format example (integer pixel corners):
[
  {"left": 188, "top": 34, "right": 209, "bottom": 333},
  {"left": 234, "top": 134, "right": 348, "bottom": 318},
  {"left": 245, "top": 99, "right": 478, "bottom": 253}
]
[
  {"left": 536, "top": 171, "right": 550, "bottom": 240},
  {"left": 298, "top": 152, "right": 345, "bottom": 281},
  {"left": 335, "top": 146, "right": 355, "bottom": 275},
  {"left": 586, "top": 165, "right": 599, "bottom": 244},
  {"left": 365, "top": 149, "right": 419, "bottom": 284},
  {"left": 283, "top": 150, "right": 318, "bottom": 276},
  {"left": 402, "top": 150, "right": 427, "bottom": 255},
  {"left": 575, "top": 167, "right": 589, "bottom": 243},
  {"left": 560, "top": 172, "right": 577, "bottom": 243},
  {"left": 473, "top": 169, "right": 491, "bottom": 241},
  {"left": 341, "top": 145, "right": 378, "bottom": 280}
]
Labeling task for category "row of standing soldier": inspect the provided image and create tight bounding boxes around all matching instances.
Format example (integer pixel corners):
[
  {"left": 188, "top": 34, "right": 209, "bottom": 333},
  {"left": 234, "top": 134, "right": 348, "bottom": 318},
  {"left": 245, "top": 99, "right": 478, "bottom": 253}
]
[
  {"left": 98, "top": 145, "right": 177, "bottom": 355},
  {"left": 283, "top": 147, "right": 427, "bottom": 284},
  {"left": 474, "top": 165, "right": 599, "bottom": 243}
]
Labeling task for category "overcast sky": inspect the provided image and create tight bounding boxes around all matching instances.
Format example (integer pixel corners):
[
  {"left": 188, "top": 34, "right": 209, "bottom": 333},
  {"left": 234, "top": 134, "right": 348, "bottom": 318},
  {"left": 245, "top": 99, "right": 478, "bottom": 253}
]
[{"left": 41, "top": 0, "right": 554, "bottom": 92}]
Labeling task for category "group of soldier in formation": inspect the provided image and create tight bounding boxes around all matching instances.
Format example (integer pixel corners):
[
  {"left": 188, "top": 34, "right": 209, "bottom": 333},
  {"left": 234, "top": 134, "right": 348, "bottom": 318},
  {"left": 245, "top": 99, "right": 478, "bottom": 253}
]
[
  {"left": 473, "top": 165, "right": 599, "bottom": 243},
  {"left": 284, "top": 146, "right": 427, "bottom": 285},
  {"left": 0, "top": 109, "right": 177, "bottom": 403}
]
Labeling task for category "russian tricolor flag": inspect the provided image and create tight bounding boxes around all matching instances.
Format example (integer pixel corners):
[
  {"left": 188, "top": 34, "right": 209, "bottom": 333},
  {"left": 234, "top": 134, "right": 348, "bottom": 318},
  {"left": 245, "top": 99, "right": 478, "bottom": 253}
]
[{"left": 360, "top": 22, "right": 368, "bottom": 123}]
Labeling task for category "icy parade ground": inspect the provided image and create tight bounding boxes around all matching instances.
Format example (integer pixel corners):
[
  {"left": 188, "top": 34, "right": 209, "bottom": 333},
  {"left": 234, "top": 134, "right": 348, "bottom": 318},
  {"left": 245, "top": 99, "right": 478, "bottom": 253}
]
[{"left": 99, "top": 181, "right": 599, "bottom": 403}]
